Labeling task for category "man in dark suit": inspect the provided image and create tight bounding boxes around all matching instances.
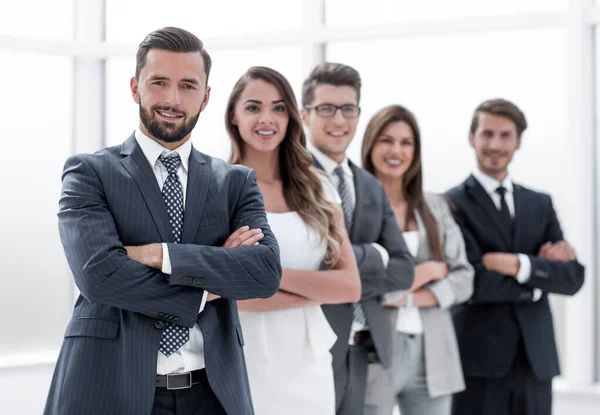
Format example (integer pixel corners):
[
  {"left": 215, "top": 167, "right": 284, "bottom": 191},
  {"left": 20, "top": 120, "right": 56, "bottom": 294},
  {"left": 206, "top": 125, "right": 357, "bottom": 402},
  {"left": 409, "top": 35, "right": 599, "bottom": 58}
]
[
  {"left": 301, "top": 62, "right": 415, "bottom": 415},
  {"left": 44, "top": 27, "right": 281, "bottom": 415},
  {"left": 446, "top": 98, "right": 585, "bottom": 415}
]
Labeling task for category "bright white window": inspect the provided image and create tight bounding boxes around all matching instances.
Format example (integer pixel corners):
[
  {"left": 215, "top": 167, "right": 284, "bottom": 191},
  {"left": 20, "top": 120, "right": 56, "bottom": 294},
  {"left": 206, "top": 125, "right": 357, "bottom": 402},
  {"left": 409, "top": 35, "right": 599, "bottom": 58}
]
[
  {"left": 0, "top": 0, "right": 73, "bottom": 40},
  {"left": 326, "top": 0, "right": 567, "bottom": 26},
  {"left": 105, "top": 0, "right": 302, "bottom": 43},
  {"left": 0, "top": 51, "right": 73, "bottom": 354}
]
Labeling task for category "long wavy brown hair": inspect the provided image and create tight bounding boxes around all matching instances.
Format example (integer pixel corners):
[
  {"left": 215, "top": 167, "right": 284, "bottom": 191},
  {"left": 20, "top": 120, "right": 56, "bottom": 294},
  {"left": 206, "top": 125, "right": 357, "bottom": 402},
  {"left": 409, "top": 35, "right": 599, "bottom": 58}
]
[
  {"left": 226, "top": 66, "right": 343, "bottom": 265},
  {"left": 362, "top": 105, "right": 443, "bottom": 261}
]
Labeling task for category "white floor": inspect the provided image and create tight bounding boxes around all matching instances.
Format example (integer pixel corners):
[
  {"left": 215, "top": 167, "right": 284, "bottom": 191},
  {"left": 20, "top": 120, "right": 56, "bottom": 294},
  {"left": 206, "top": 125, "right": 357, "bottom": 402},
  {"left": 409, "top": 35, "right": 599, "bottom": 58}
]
[{"left": 1, "top": 364, "right": 599, "bottom": 414}]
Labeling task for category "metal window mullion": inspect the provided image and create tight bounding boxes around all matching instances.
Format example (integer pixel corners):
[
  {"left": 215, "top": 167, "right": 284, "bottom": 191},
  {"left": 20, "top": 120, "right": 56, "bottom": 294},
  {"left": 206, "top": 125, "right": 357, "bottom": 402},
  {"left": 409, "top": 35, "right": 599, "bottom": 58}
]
[
  {"left": 565, "top": 0, "right": 597, "bottom": 387},
  {"left": 301, "top": 0, "right": 326, "bottom": 82}
]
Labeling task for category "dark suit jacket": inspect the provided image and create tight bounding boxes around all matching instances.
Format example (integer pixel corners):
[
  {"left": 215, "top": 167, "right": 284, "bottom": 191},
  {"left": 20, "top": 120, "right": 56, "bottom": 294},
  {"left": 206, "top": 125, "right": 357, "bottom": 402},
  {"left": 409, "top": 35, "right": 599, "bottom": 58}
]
[
  {"left": 313, "top": 157, "right": 415, "bottom": 370},
  {"left": 445, "top": 175, "right": 584, "bottom": 380},
  {"left": 44, "top": 135, "right": 281, "bottom": 415}
]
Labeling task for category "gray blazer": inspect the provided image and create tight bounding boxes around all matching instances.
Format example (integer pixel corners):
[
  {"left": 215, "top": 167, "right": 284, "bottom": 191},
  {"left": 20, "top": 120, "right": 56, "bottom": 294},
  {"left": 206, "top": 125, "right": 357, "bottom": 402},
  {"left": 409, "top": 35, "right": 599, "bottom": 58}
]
[
  {"left": 313, "top": 158, "right": 415, "bottom": 372},
  {"left": 387, "top": 193, "right": 474, "bottom": 397}
]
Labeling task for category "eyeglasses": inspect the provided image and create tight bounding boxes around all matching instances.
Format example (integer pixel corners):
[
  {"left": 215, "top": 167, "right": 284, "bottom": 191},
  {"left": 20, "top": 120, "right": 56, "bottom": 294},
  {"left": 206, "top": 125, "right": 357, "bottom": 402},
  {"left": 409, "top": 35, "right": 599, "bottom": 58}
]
[{"left": 304, "top": 103, "right": 361, "bottom": 118}]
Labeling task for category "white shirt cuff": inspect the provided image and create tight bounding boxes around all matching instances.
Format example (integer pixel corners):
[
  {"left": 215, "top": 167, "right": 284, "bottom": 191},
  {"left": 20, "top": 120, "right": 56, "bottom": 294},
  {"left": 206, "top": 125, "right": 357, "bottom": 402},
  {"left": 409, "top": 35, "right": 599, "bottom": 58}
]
[
  {"left": 515, "top": 254, "right": 531, "bottom": 283},
  {"left": 381, "top": 290, "right": 405, "bottom": 305},
  {"left": 161, "top": 243, "right": 172, "bottom": 274},
  {"left": 532, "top": 288, "right": 543, "bottom": 302},
  {"left": 199, "top": 291, "right": 208, "bottom": 313},
  {"left": 371, "top": 242, "right": 390, "bottom": 269}
]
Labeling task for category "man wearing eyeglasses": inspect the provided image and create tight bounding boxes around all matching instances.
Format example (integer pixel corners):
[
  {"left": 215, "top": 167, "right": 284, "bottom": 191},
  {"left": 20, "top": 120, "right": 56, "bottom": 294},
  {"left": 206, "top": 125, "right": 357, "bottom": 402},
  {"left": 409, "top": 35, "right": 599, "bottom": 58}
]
[{"left": 301, "top": 62, "right": 415, "bottom": 415}]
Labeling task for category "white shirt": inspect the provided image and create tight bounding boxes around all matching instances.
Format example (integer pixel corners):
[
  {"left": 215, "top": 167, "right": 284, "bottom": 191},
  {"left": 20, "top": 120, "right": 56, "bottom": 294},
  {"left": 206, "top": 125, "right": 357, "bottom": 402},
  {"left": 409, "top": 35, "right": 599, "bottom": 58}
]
[
  {"left": 471, "top": 169, "right": 542, "bottom": 301},
  {"left": 135, "top": 129, "right": 208, "bottom": 374},
  {"left": 395, "top": 231, "right": 423, "bottom": 334},
  {"left": 310, "top": 146, "right": 391, "bottom": 340}
]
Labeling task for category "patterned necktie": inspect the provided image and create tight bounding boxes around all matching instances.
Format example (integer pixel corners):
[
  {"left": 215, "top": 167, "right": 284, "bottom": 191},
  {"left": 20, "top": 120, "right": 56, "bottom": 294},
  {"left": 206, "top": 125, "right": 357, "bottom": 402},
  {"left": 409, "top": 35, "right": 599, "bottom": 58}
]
[
  {"left": 496, "top": 186, "right": 513, "bottom": 241},
  {"left": 158, "top": 153, "right": 189, "bottom": 357},
  {"left": 333, "top": 166, "right": 366, "bottom": 324},
  {"left": 333, "top": 166, "right": 354, "bottom": 230}
]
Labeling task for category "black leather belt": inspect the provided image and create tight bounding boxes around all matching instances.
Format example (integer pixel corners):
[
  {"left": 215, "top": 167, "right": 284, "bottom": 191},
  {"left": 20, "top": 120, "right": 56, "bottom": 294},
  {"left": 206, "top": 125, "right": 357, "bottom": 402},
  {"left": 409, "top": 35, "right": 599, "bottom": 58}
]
[
  {"left": 353, "top": 330, "right": 380, "bottom": 364},
  {"left": 353, "top": 329, "right": 371, "bottom": 346},
  {"left": 156, "top": 369, "right": 207, "bottom": 390}
]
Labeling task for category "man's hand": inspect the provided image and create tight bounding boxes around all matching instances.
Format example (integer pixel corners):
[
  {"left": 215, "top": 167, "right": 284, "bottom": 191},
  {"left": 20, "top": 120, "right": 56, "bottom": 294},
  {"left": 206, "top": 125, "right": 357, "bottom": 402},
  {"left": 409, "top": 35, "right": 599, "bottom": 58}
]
[
  {"left": 223, "top": 226, "right": 264, "bottom": 248},
  {"left": 207, "top": 293, "right": 221, "bottom": 302},
  {"left": 538, "top": 241, "right": 576, "bottom": 261},
  {"left": 124, "top": 243, "right": 163, "bottom": 269},
  {"left": 483, "top": 252, "right": 520, "bottom": 276}
]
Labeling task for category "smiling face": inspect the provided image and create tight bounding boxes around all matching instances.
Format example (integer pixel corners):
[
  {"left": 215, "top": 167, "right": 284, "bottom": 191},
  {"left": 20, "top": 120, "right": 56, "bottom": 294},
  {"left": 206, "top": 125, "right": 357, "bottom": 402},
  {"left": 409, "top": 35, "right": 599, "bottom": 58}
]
[
  {"left": 231, "top": 79, "right": 289, "bottom": 155},
  {"left": 130, "top": 48, "right": 211, "bottom": 147},
  {"left": 301, "top": 84, "right": 359, "bottom": 163},
  {"left": 469, "top": 112, "right": 521, "bottom": 181},
  {"left": 370, "top": 121, "right": 415, "bottom": 181}
]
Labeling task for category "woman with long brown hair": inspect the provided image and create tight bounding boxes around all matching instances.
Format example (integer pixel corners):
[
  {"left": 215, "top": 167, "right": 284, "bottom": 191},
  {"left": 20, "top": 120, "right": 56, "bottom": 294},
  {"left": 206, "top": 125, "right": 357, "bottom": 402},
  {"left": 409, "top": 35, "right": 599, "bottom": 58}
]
[
  {"left": 360, "top": 105, "right": 474, "bottom": 415},
  {"left": 225, "top": 66, "right": 360, "bottom": 415}
]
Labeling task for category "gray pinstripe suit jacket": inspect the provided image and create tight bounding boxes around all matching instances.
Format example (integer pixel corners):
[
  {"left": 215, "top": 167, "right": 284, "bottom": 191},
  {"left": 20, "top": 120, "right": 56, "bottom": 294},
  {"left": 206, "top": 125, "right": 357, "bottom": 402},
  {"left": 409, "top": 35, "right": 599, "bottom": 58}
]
[{"left": 44, "top": 134, "right": 281, "bottom": 415}]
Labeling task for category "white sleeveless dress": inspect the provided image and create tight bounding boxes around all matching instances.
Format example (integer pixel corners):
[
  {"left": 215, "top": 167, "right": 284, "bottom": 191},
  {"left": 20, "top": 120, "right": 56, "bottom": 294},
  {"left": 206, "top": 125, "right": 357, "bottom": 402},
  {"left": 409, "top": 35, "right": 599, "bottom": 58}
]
[{"left": 239, "top": 176, "right": 340, "bottom": 415}]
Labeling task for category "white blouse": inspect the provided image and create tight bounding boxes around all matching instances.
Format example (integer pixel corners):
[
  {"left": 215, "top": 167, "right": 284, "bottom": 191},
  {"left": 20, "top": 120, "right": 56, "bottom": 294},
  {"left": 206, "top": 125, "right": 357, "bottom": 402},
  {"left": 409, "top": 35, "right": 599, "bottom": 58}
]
[
  {"left": 395, "top": 231, "right": 424, "bottom": 334},
  {"left": 238, "top": 175, "right": 340, "bottom": 364}
]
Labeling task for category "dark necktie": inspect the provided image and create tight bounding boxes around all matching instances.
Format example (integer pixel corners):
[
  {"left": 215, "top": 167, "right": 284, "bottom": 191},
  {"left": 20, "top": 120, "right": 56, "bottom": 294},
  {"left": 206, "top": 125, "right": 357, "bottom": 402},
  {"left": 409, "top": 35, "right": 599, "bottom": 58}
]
[
  {"left": 333, "top": 166, "right": 366, "bottom": 325},
  {"left": 496, "top": 186, "right": 513, "bottom": 240},
  {"left": 158, "top": 154, "right": 189, "bottom": 357}
]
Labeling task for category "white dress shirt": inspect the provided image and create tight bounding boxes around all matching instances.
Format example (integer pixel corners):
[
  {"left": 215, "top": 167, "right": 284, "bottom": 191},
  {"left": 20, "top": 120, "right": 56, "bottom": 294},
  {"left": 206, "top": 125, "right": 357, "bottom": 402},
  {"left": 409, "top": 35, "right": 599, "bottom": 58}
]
[
  {"left": 135, "top": 129, "right": 208, "bottom": 374},
  {"left": 471, "top": 169, "right": 542, "bottom": 301},
  {"left": 311, "top": 146, "right": 390, "bottom": 340}
]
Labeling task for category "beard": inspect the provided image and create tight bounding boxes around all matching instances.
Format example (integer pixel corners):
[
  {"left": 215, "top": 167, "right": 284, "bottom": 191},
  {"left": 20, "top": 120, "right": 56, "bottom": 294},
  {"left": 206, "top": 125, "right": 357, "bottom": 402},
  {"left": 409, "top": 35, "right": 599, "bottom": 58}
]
[{"left": 139, "top": 104, "right": 201, "bottom": 143}]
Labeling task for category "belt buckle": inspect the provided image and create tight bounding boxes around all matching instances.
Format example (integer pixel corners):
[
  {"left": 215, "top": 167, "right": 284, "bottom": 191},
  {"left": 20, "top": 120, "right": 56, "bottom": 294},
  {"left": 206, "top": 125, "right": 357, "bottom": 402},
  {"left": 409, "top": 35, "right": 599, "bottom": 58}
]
[{"left": 166, "top": 372, "right": 192, "bottom": 390}]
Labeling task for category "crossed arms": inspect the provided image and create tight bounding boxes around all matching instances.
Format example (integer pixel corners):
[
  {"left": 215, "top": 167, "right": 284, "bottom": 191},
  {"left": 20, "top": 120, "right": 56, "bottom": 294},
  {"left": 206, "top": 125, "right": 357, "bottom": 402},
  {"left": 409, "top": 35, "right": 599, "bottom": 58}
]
[
  {"left": 238, "top": 207, "right": 361, "bottom": 312},
  {"left": 450, "top": 197, "right": 584, "bottom": 304},
  {"left": 59, "top": 155, "right": 281, "bottom": 327}
]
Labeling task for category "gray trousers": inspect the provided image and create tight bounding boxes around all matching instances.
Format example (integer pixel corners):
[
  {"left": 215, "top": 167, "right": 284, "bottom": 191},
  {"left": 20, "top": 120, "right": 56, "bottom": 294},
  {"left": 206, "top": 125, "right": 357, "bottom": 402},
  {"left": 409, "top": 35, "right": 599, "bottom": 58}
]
[
  {"left": 364, "top": 332, "right": 451, "bottom": 415},
  {"left": 336, "top": 344, "right": 369, "bottom": 415}
]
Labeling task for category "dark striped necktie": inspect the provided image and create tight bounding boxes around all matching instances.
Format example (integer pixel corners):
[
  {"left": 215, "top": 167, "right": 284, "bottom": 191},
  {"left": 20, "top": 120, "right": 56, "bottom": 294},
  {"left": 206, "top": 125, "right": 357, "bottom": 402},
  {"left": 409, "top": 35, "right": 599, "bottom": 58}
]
[{"left": 158, "top": 154, "right": 189, "bottom": 357}]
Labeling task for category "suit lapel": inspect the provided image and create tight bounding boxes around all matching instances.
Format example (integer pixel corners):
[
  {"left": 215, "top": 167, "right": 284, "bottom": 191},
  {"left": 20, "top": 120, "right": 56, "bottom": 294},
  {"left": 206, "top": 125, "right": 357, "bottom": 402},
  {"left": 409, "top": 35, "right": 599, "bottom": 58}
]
[
  {"left": 465, "top": 175, "right": 511, "bottom": 248},
  {"left": 348, "top": 161, "right": 362, "bottom": 240},
  {"left": 181, "top": 148, "right": 209, "bottom": 243},
  {"left": 511, "top": 184, "right": 525, "bottom": 252},
  {"left": 311, "top": 155, "right": 325, "bottom": 172},
  {"left": 120, "top": 135, "right": 173, "bottom": 242}
]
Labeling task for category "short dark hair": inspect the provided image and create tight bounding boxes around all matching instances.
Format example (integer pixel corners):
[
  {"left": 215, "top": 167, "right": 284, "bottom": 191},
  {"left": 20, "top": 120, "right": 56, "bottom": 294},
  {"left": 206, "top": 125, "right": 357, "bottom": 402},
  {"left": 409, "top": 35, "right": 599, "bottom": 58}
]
[
  {"left": 470, "top": 98, "right": 528, "bottom": 138},
  {"left": 135, "top": 27, "right": 212, "bottom": 84},
  {"left": 301, "top": 62, "right": 362, "bottom": 106}
]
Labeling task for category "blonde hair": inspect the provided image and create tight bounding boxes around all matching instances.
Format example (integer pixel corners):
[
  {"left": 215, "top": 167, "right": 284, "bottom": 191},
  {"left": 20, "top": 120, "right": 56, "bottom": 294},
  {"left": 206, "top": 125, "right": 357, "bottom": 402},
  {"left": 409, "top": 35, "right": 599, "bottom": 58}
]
[{"left": 226, "top": 66, "right": 343, "bottom": 265}]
